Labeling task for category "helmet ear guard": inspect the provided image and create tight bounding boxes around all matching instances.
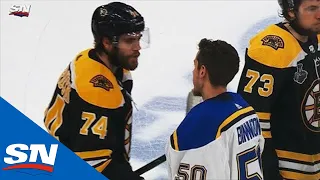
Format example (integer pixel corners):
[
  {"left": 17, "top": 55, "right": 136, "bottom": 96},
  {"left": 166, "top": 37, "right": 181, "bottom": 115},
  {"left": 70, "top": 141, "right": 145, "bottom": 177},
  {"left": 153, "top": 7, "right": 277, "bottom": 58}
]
[{"left": 278, "top": 0, "right": 296, "bottom": 10}]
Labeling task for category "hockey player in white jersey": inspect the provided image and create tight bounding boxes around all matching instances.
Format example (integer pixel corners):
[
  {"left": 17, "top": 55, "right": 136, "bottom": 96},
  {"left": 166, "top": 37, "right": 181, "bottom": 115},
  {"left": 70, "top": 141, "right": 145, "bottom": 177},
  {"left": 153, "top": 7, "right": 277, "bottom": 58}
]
[{"left": 165, "top": 38, "right": 265, "bottom": 180}]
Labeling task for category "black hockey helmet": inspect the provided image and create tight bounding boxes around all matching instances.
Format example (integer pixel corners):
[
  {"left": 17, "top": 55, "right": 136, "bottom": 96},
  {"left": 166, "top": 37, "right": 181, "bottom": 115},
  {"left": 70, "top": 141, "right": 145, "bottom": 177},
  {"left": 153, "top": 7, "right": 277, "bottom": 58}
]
[
  {"left": 278, "top": 0, "right": 298, "bottom": 10},
  {"left": 91, "top": 2, "right": 149, "bottom": 47},
  {"left": 278, "top": 0, "right": 302, "bottom": 18}
]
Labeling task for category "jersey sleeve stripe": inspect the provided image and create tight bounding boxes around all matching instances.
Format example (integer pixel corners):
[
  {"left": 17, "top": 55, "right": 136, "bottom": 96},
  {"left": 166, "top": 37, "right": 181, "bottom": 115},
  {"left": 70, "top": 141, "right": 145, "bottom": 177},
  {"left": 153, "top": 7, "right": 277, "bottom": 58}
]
[
  {"left": 75, "top": 149, "right": 112, "bottom": 172},
  {"left": 170, "top": 130, "right": 179, "bottom": 151},
  {"left": 276, "top": 149, "right": 320, "bottom": 163},
  {"left": 280, "top": 170, "right": 320, "bottom": 180},
  {"left": 75, "top": 149, "right": 112, "bottom": 160},
  {"left": 279, "top": 160, "right": 320, "bottom": 173},
  {"left": 259, "top": 122, "right": 270, "bottom": 130},
  {"left": 95, "top": 159, "right": 112, "bottom": 172},
  {"left": 279, "top": 158, "right": 320, "bottom": 166},
  {"left": 256, "top": 112, "right": 270, "bottom": 121},
  {"left": 215, "top": 106, "right": 255, "bottom": 139},
  {"left": 257, "top": 112, "right": 272, "bottom": 138},
  {"left": 276, "top": 149, "right": 320, "bottom": 178},
  {"left": 86, "top": 158, "right": 109, "bottom": 166},
  {"left": 262, "top": 131, "right": 272, "bottom": 138}
]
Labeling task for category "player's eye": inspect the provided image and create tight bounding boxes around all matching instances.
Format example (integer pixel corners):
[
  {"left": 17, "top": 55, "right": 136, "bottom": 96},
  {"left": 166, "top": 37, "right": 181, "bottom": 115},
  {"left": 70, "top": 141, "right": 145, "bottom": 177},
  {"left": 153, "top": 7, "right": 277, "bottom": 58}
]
[
  {"left": 306, "top": 5, "right": 319, "bottom": 12},
  {"left": 124, "top": 37, "right": 141, "bottom": 44}
]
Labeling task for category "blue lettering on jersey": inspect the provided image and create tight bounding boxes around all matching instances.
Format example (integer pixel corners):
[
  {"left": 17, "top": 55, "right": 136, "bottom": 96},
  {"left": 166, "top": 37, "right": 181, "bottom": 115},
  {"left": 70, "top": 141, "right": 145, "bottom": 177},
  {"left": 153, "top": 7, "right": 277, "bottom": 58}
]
[{"left": 237, "top": 117, "right": 261, "bottom": 145}]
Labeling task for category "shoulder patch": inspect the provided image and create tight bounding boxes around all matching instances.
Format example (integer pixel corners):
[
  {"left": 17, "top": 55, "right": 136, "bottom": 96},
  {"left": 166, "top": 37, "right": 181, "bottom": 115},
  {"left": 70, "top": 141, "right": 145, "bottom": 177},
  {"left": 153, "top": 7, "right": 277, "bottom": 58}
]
[
  {"left": 261, "top": 35, "right": 284, "bottom": 50},
  {"left": 90, "top": 75, "right": 114, "bottom": 91},
  {"left": 247, "top": 24, "right": 302, "bottom": 68}
]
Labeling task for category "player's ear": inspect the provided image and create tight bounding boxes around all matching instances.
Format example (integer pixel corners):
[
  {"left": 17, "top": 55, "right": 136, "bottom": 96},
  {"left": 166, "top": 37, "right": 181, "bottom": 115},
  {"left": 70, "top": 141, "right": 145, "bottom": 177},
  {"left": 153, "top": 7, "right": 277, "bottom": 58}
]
[
  {"left": 288, "top": 10, "right": 296, "bottom": 20},
  {"left": 102, "top": 37, "right": 112, "bottom": 51},
  {"left": 199, "top": 65, "right": 206, "bottom": 78}
]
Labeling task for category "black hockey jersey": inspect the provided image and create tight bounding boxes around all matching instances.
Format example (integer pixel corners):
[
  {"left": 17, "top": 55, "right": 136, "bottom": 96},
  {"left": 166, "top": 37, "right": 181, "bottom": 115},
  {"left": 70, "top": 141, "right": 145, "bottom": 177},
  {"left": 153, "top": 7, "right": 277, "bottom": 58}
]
[
  {"left": 44, "top": 48, "right": 133, "bottom": 175},
  {"left": 237, "top": 22, "right": 320, "bottom": 180}
]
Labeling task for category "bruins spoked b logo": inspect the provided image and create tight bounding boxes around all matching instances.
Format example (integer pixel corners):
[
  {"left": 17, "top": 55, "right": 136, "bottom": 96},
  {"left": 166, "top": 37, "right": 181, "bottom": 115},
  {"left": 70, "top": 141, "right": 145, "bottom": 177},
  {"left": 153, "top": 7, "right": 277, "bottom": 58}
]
[
  {"left": 90, "top": 75, "right": 114, "bottom": 91},
  {"left": 301, "top": 79, "right": 320, "bottom": 132},
  {"left": 261, "top": 35, "right": 284, "bottom": 50}
]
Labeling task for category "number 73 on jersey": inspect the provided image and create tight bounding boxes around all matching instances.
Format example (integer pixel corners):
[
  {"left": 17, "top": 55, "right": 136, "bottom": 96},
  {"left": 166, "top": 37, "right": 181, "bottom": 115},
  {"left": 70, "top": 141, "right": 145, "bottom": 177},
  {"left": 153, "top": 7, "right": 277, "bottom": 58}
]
[{"left": 243, "top": 69, "right": 274, "bottom": 97}]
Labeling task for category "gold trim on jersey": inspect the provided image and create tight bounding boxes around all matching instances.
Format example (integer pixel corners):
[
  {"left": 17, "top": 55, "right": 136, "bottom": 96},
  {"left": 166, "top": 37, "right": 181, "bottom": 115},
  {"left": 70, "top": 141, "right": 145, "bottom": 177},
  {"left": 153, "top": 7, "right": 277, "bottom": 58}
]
[
  {"left": 247, "top": 24, "right": 305, "bottom": 69},
  {"left": 256, "top": 112, "right": 270, "bottom": 120},
  {"left": 257, "top": 112, "right": 272, "bottom": 138},
  {"left": 95, "top": 159, "right": 112, "bottom": 172},
  {"left": 75, "top": 149, "right": 112, "bottom": 172},
  {"left": 276, "top": 149, "right": 320, "bottom": 180},
  {"left": 75, "top": 149, "right": 112, "bottom": 159},
  {"left": 215, "top": 106, "right": 254, "bottom": 139},
  {"left": 262, "top": 131, "right": 272, "bottom": 139},
  {"left": 71, "top": 49, "right": 124, "bottom": 109},
  {"left": 173, "top": 130, "right": 179, "bottom": 151},
  {"left": 280, "top": 170, "right": 319, "bottom": 180},
  {"left": 276, "top": 150, "right": 320, "bottom": 164}
]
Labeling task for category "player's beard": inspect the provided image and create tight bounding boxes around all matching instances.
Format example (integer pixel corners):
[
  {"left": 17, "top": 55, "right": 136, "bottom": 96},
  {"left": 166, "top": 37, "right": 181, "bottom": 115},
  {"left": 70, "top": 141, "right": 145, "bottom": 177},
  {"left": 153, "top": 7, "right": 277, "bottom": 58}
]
[
  {"left": 109, "top": 48, "right": 139, "bottom": 71},
  {"left": 291, "top": 16, "right": 320, "bottom": 35},
  {"left": 310, "top": 24, "right": 320, "bottom": 34},
  {"left": 192, "top": 87, "right": 202, "bottom": 96},
  {"left": 192, "top": 81, "right": 203, "bottom": 97},
  {"left": 192, "top": 70, "right": 203, "bottom": 97}
]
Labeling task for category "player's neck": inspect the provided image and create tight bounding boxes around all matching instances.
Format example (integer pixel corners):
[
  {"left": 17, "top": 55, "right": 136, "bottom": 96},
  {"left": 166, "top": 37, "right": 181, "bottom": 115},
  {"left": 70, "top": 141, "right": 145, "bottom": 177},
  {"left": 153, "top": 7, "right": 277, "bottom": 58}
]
[
  {"left": 97, "top": 51, "right": 114, "bottom": 70},
  {"left": 202, "top": 83, "right": 227, "bottom": 101},
  {"left": 285, "top": 23, "right": 309, "bottom": 43}
]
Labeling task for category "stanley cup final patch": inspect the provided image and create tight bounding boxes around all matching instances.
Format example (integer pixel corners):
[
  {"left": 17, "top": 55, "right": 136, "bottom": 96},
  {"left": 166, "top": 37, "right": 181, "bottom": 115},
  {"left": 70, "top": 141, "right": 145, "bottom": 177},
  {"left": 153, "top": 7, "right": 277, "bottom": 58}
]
[
  {"left": 90, "top": 75, "right": 114, "bottom": 91},
  {"left": 261, "top": 35, "right": 284, "bottom": 50}
]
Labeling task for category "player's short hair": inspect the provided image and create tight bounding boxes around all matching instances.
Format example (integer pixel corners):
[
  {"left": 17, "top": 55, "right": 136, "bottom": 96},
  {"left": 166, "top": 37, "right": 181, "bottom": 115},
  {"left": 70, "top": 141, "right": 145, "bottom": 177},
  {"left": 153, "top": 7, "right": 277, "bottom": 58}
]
[
  {"left": 279, "top": 0, "right": 302, "bottom": 21},
  {"left": 196, "top": 38, "right": 239, "bottom": 87},
  {"left": 93, "top": 36, "right": 113, "bottom": 53}
]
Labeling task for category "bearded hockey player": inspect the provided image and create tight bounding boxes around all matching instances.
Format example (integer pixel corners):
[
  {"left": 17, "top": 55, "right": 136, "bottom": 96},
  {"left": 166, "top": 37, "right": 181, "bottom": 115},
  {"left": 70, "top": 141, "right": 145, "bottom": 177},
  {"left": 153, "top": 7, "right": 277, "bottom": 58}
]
[
  {"left": 43, "top": 2, "right": 150, "bottom": 179},
  {"left": 165, "top": 38, "right": 265, "bottom": 180},
  {"left": 237, "top": 0, "right": 320, "bottom": 179}
]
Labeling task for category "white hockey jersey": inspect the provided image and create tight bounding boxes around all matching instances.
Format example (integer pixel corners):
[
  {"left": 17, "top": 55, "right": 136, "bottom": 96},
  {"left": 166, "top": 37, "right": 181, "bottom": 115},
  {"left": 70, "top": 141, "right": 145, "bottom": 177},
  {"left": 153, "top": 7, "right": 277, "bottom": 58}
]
[{"left": 165, "top": 92, "right": 265, "bottom": 180}]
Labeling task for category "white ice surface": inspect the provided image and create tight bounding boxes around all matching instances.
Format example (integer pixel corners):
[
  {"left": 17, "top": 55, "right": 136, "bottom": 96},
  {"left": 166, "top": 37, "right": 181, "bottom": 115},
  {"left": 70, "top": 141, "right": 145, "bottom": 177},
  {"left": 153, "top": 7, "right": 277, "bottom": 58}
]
[{"left": 1, "top": 1, "right": 281, "bottom": 179}]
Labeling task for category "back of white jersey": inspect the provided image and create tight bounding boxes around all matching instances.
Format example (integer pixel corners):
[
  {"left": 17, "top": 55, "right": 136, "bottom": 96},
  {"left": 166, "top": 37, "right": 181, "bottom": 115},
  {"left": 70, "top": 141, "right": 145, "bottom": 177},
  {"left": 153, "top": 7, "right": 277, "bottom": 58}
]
[{"left": 165, "top": 92, "right": 265, "bottom": 180}]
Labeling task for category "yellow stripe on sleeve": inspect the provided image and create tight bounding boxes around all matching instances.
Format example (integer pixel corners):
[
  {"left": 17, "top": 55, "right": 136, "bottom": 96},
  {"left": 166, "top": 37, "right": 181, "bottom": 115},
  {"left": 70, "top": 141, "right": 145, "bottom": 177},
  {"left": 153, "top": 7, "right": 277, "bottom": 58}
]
[
  {"left": 75, "top": 149, "right": 112, "bottom": 160},
  {"left": 256, "top": 112, "right": 271, "bottom": 121},
  {"left": 215, "top": 106, "right": 254, "bottom": 139},
  {"left": 276, "top": 150, "right": 320, "bottom": 163},
  {"left": 280, "top": 170, "right": 319, "bottom": 180},
  {"left": 173, "top": 130, "right": 179, "bottom": 151}
]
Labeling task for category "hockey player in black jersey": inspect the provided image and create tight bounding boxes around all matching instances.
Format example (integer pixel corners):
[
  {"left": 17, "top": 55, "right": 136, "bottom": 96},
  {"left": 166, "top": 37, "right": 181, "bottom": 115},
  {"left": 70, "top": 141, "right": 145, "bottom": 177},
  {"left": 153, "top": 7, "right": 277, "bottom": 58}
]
[
  {"left": 237, "top": 0, "right": 320, "bottom": 179},
  {"left": 43, "top": 2, "right": 150, "bottom": 179}
]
